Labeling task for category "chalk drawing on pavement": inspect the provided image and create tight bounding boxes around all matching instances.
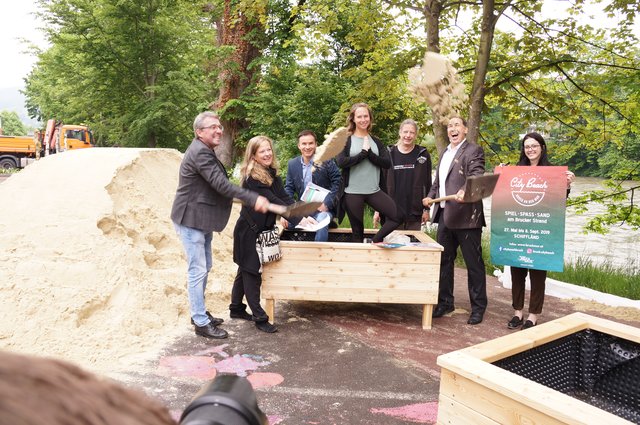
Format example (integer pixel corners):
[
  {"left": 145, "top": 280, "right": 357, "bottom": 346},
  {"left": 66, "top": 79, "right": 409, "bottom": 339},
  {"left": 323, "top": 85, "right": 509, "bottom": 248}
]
[
  {"left": 370, "top": 401, "right": 438, "bottom": 424},
  {"left": 157, "top": 355, "right": 217, "bottom": 380}
]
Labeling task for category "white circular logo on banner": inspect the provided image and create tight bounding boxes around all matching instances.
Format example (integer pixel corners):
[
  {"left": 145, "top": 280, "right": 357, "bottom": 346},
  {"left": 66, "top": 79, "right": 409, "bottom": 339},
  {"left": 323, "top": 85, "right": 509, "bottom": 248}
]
[{"left": 510, "top": 172, "right": 548, "bottom": 207}]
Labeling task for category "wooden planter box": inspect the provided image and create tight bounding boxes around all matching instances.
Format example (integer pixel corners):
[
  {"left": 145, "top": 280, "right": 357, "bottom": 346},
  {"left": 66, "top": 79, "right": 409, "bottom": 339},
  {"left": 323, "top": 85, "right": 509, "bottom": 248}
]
[
  {"left": 437, "top": 312, "right": 640, "bottom": 424},
  {"left": 261, "top": 229, "right": 442, "bottom": 329}
]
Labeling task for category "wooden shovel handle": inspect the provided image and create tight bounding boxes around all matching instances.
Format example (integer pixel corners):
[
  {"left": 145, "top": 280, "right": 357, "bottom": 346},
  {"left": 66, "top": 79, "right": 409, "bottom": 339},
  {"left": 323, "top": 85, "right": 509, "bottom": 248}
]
[
  {"left": 425, "top": 194, "right": 456, "bottom": 205},
  {"left": 267, "top": 203, "right": 287, "bottom": 215}
]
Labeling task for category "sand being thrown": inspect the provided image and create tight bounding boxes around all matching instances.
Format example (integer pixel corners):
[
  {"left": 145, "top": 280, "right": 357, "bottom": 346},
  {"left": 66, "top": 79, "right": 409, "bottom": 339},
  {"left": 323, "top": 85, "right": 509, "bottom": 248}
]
[{"left": 0, "top": 148, "right": 239, "bottom": 375}]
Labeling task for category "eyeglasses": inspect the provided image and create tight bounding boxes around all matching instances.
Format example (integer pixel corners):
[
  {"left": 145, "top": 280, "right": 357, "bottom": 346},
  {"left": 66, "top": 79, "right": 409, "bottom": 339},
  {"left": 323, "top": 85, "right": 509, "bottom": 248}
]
[
  {"left": 524, "top": 144, "right": 541, "bottom": 151},
  {"left": 201, "top": 123, "right": 224, "bottom": 131}
]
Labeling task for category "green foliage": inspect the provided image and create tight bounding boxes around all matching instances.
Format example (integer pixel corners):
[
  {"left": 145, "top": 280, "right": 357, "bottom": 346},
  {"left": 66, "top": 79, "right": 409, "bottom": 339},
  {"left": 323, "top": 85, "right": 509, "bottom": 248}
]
[
  {"left": 0, "top": 111, "right": 27, "bottom": 136},
  {"left": 242, "top": 63, "right": 349, "bottom": 161},
  {"left": 568, "top": 179, "right": 640, "bottom": 234},
  {"left": 26, "top": 0, "right": 214, "bottom": 148},
  {"left": 21, "top": 0, "right": 639, "bottom": 236}
]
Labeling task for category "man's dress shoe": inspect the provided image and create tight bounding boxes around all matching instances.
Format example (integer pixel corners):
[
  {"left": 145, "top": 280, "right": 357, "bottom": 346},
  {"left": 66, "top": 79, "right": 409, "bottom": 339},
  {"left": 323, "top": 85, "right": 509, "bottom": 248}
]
[
  {"left": 195, "top": 323, "right": 228, "bottom": 339},
  {"left": 467, "top": 312, "right": 484, "bottom": 325},
  {"left": 432, "top": 305, "right": 455, "bottom": 318}
]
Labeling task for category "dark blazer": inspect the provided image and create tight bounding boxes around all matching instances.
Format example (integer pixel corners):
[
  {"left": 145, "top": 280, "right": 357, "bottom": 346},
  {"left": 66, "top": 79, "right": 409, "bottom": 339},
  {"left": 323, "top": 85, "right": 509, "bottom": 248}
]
[
  {"left": 284, "top": 157, "right": 341, "bottom": 215},
  {"left": 427, "top": 141, "right": 486, "bottom": 229},
  {"left": 171, "top": 138, "right": 258, "bottom": 233},
  {"left": 233, "top": 171, "right": 295, "bottom": 273}
]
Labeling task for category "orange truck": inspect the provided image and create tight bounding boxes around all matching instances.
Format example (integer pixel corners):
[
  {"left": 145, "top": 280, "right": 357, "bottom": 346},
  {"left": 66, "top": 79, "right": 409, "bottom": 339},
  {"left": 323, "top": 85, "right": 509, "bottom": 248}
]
[{"left": 0, "top": 120, "right": 94, "bottom": 169}]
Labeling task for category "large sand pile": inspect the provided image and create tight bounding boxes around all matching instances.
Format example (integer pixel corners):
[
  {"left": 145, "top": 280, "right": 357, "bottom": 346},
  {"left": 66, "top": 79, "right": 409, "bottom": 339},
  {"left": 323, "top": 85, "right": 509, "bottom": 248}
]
[{"left": 0, "top": 148, "right": 238, "bottom": 374}]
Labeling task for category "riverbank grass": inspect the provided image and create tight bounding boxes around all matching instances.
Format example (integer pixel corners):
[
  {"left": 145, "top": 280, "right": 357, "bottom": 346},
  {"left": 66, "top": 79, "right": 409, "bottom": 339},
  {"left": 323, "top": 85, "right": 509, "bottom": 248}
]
[{"left": 549, "top": 258, "right": 640, "bottom": 300}]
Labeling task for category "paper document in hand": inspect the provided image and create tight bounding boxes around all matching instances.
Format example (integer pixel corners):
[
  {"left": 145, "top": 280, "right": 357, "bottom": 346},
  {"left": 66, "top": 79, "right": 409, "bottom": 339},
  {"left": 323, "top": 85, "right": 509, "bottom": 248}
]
[
  {"left": 295, "top": 215, "right": 331, "bottom": 232},
  {"left": 301, "top": 182, "right": 330, "bottom": 203}
]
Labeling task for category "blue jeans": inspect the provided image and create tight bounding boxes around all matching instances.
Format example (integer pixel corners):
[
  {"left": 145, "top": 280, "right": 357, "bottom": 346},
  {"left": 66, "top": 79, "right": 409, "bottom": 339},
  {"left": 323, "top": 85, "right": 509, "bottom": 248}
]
[
  {"left": 312, "top": 211, "right": 332, "bottom": 242},
  {"left": 174, "top": 223, "right": 213, "bottom": 326}
]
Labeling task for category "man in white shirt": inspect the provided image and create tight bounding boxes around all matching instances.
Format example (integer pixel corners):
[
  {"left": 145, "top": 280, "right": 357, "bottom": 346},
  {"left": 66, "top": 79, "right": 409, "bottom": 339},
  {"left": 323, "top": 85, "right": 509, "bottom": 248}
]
[{"left": 422, "top": 116, "right": 487, "bottom": 325}]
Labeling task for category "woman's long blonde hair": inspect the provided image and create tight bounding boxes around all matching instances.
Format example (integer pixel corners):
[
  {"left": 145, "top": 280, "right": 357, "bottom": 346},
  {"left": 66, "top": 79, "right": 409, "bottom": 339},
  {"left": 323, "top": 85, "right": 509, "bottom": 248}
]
[{"left": 240, "top": 135, "right": 279, "bottom": 186}]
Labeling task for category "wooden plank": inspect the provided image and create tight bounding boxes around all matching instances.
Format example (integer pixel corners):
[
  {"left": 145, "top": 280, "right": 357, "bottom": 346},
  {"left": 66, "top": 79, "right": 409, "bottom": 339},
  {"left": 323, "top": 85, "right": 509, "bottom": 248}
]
[
  {"left": 261, "top": 287, "right": 436, "bottom": 303},
  {"left": 422, "top": 304, "right": 433, "bottom": 330},
  {"left": 438, "top": 369, "right": 565, "bottom": 424},
  {"left": 458, "top": 319, "right": 589, "bottom": 362},
  {"left": 260, "top": 288, "right": 435, "bottom": 304},
  {"left": 262, "top": 281, "right": 436, "bottom": 295},
  {"left": 261, "top": 274, "right": 439, "bottom": 290},
  {"left": 578, "top": 312, "right": 640, "bottom": 343},
  {"left": 437, "top": 393, "right": 501, "bottom": 425},
  {"left": 263, "top": 260, "right": 438, "bottom": 278},
  {"left": 453, "top": 313, "right": 640, "bottom": 363},
  {"left": 264, "top": 299, "right": 275, "bottom": 324},
  {"left": 276, "top": 245, "right": 441, "bottom": 264},
  {"left": 438, "top": 353, "right": 633, "bottom": 424}
]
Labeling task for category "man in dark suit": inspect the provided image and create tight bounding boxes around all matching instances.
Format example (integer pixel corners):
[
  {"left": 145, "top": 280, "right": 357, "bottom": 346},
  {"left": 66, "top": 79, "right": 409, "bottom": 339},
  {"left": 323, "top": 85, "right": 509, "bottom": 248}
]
[
  {"left": 171, "top": 111, "right": 269, "bottom": 339},
  {"left": 422, "top": 116, "right": 487, "bottom": 325},
  {"left": 281, "top": 130, "right": 341, "bottom": 241}
]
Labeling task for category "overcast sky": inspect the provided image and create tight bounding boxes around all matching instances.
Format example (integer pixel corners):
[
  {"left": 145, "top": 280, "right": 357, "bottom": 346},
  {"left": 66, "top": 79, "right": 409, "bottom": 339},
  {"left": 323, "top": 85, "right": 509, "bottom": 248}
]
[{"left": 0, "top": 0, "right": 47, "bottom": 90}]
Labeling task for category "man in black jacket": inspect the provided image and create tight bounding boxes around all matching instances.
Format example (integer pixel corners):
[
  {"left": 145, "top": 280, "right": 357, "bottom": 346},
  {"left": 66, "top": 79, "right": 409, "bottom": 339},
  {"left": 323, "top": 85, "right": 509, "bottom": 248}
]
[{"left": 171, "top": 111, "right": 269, "bottom": 339}]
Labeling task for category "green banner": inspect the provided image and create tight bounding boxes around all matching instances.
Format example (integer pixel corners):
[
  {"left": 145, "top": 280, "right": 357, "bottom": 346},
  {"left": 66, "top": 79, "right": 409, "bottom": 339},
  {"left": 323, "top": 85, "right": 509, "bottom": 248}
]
[{"left": 490, "top": 166, "right": 567, "bottom": 272}]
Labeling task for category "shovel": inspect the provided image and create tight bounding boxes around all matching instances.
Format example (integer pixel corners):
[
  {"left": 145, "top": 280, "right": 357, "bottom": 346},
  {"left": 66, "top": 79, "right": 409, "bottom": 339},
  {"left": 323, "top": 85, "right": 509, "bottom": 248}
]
[
  {"left": 267, "top": 201, "right": 323, "bottom": 218},
  {"left": 426, "top": 174, "right": 500, "bottom": 205}
]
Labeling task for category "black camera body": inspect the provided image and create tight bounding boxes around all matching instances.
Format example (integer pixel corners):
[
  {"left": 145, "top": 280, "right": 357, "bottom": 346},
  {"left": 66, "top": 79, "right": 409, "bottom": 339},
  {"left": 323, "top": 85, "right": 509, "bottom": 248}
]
[{"left": 179, "top": 375, "right": 268, "bottom": 425}]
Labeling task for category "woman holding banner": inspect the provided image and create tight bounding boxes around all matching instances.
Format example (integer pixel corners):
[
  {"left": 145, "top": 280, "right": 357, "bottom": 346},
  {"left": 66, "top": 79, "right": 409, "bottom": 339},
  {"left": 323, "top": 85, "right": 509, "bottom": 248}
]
[{"left": 507, "top": 132, "right": 575, "bottom": 330}]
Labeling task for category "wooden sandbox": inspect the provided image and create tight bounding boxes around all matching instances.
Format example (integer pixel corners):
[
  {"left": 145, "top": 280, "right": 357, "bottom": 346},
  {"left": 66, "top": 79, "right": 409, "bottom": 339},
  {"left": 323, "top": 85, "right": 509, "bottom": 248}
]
[
  {"left": 261, "top": 229, "right": 442, "bottom": 329},
  {"left": 437, "top": 312, "right": 640, "bottom": 424}
]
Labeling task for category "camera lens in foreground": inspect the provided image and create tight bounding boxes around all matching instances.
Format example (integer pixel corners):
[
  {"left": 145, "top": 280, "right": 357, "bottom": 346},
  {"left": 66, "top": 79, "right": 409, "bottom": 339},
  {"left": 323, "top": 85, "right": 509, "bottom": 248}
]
[{"left": 179, "top": 374, "right": 268, "bottom": 425}]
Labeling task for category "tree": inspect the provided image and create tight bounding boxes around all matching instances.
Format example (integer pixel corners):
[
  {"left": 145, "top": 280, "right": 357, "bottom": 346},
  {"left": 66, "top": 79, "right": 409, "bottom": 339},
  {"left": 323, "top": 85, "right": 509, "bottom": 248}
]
[
  {"left": 209, "top": 0, "right": 269, "bottom": 165},
  {"left": 0, "top": 111, "right": 27, "bottom": 136},
  {"left": 25, "top": 0, "right": 213, "bottom": 149}
]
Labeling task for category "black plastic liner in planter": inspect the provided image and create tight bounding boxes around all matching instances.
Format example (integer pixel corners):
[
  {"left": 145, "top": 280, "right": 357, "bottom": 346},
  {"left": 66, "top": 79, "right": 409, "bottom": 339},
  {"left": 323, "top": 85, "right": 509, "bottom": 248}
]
[
  {"left": 280, "top": 230, "right": 423, "bottom": 243},
  {"left": 493, "top": 329, "right": 640, "bottom": 423}
]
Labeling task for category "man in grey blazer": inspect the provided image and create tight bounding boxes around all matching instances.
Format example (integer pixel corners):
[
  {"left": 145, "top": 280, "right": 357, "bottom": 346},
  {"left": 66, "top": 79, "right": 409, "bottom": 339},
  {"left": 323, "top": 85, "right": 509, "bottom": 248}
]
[
  {"left": 171, "top": 111, "right": 269, "bottom": 339},
  {"left": 423, "top": 116, "right": 487, "bottom": 325}
]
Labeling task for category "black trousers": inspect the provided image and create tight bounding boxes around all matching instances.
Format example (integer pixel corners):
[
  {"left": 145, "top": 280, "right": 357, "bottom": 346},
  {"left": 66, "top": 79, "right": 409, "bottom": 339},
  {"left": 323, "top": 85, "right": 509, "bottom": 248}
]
[
  {"left": 436, "top": 209, "right": 487, "bottom": 314},
  {"left": 229, "top": 267, "right": 269, "bottom": 323},
  {"left": 343, "top": 190, "right": 403, "bottom": 243}
]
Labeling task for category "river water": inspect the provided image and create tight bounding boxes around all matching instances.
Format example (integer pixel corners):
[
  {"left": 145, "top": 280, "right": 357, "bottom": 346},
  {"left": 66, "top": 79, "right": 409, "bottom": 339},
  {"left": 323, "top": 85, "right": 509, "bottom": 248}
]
[{"left": 483, "top": 176, "right": 639, "bottom": 272}]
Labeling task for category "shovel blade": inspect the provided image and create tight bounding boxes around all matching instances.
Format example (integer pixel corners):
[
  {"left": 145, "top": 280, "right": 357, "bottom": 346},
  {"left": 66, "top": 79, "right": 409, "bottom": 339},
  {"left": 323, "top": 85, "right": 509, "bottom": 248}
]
[
  {"left": 283, "top": 201, "right": 323, "bottom": 218},
  {"left": 462, "top": 174, "right": 500, "bottom": 203},
  {"left": 268, "top": 201, "right": 322, "bottom": 218}
]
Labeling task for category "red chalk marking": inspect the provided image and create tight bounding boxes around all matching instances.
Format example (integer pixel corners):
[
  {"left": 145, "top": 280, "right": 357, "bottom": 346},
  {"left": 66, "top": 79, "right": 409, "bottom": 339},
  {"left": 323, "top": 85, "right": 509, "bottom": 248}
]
[
  {"left": 267, "top": 415, "right": 284, "bottom": 424},
  {"left": 193, "top": 343, "right": 230, "bottom": 358},
  {"left": 370, "top": 401, "right": 438, "bottom": 423},
  {"left": 169, "top": 410, "right": 182, "bottom": 422},
  {"left": 156, "top": 355, "right": 217, "bottom": 380},
  {"left": 214, "top": 354, "right": 270, "bottom": 376},
  {"left": 247, "top": 372, "right": 284, "bottom": 389}
]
